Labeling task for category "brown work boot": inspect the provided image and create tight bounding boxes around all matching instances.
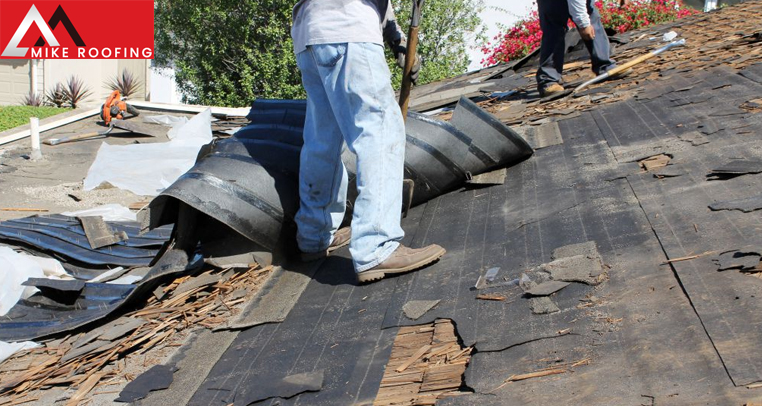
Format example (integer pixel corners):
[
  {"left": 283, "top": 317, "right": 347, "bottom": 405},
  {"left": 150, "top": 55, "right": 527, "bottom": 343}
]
[
  {"left": 539, "top": 82, "right": 565, "bottom": 97},
  {"left": 301, "top": 227, "right": 351, "bottom": 262},
  {"left": 356, "top": 244, "right": 446, "bottom": 284}
]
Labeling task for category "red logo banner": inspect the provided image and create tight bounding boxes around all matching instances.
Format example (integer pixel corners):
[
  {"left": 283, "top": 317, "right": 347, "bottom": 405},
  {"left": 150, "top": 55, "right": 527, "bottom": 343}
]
[{"left": 0, "top": 1, "right": 154, "bottom": 59}]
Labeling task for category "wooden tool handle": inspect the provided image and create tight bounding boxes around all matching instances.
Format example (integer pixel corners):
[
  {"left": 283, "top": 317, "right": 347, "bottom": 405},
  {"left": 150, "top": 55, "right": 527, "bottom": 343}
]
[
  {"left": 606, "top": 52, "right": 656, "bottom": 76},
  {"left": 398, "top": 26, "right": 419, "bottom": 119},
  {"left": 43, "top": 131, "right": 100, "bottom": 146}
]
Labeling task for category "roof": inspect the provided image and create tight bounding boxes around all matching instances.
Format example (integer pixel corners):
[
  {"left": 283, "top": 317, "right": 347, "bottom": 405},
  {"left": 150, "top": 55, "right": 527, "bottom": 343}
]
[{"left": 139, "top": 3, "right": 762, "bottom": 405}]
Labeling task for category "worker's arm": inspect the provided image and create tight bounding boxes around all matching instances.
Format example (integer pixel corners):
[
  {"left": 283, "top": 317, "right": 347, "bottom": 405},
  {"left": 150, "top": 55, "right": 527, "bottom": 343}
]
[
  {"left": 567, "top": 0, "right": 595, "bottom": 41},
  {"left": 382, "top": 1, "right": 404, "bottom": 44},
  {"left": 381, "top": 0, "right": 421, "bottom": 82}
]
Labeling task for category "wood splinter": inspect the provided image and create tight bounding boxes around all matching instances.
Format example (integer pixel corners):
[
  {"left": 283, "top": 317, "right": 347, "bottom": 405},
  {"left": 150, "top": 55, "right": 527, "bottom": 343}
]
[
  {"left": 395, "top": 344, "right": 432, "bottom": 373},
  {"left": 491, "top": 369, "right": 567, "bottom": 393}
]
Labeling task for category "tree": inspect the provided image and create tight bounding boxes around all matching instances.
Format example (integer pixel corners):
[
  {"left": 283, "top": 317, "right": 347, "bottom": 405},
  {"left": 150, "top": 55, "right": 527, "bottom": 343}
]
[
  {"left": 154, "top": 0, "right": 485, "bottom": 106},
  {"left": 388, "top": 0, "right": 486, "bottom": 87},
  {"left": 154, "top": 0, "right": 303, "bottom": 106}
]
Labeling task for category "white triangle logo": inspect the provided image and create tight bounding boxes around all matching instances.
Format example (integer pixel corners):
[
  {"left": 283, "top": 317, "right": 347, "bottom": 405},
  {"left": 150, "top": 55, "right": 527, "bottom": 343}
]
[{"left": 1, "top": 5, "right": 59, "bottom": 57}]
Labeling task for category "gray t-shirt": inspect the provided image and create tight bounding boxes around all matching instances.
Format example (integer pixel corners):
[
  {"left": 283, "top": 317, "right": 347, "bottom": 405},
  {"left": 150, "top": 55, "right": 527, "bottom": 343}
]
[
  {"left": 291, "top": 0, "right": 397, "bottom": 54},
  {"left": 568, "top": 0, "right": 591, "bottom": 28}
]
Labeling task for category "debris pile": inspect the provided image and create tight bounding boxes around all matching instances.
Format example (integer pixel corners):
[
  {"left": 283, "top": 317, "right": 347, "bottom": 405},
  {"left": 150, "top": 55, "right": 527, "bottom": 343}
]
[
  {"left": 0, "top": 264, "right": 272, "bottom": 404},
  {"left": 474, "top": 241, "right": 608, "bottom": 315}
]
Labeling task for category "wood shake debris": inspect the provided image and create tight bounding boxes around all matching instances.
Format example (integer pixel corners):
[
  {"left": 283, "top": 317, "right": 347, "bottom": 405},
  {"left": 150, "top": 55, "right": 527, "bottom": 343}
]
[{"left": 0, "top": 265, "right": 273, "bottom": 405}]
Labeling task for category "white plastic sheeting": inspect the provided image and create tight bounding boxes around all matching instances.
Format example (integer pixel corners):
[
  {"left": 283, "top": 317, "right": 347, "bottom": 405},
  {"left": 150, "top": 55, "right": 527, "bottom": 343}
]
[
  {"left": 62, "top": 204, "right": 137, "bottom": 222},
  {"left": 21, "top": 253, "right": 69, "bottom": 280},
  {"left": 0, "top": 341, "right": 40, "bottom": 363},
  {"left": 143, "top": 114, "right": 189, "bottom": 140},
  {"left": 0, "top": 247, "right": 44, "bottom": 317},
  {"left": 83, "top": 109, "right": 213, "bottom": 196},
  {"left": 0, "top": 247, "right": 71, "bottom": 317},
  {"left": 143, "top": 114, "right": 188, "bottom": 127}
]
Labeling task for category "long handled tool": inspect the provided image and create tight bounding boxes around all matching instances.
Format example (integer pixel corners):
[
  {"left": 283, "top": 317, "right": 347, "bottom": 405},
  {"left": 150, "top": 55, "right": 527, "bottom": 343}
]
[
  {"left": 398, "top": 0, "right": 424, "bottom": 120},
  {"left": 540, "top": 38, "right": 687, "bottom": 103},
  {"left": 43, "top": 125, "right": 114, "bottom": 146},
  {"left": 573, "top": 39, "right": 686, "bottom": 94}
]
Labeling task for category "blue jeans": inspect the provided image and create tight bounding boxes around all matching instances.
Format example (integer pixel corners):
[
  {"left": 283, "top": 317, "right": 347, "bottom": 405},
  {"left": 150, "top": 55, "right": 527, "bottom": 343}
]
[{"left": 295, "top": 42, "right": 405, "bottom": 272}]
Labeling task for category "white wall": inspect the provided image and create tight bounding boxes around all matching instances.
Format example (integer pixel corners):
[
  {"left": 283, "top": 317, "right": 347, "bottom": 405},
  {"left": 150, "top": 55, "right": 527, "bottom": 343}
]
[
  {"left": 149, "top": 65, "right": 182, "bottom": 104},
  {"left": 118, "top": 59, "right": 151, "bottom": 101},
  {"left": 42, "top": 59, "right": 149, "bottom": 107},
  {"left": 467, "top": 0, "right": 536, "bottom": 72}
]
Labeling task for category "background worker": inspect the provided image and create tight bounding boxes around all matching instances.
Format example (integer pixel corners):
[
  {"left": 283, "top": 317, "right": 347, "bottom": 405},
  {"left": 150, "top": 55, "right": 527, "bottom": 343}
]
[
  {"left": 536, "top": 0, "right": 622, "bottom": 97},
  {"left": 291, "top": 0, "right": 446, "bottom": 283}
]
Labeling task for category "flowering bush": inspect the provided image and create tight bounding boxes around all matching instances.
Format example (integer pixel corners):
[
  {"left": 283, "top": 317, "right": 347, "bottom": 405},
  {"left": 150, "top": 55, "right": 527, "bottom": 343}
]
[
  {"left": 480, "top": 10, "right": 546, "bottom": 67},
  {"left": 599, "top": 0, "right": 699, "bottom": 33},
  {"left": 480, "top": 0, "right": 700, "bottom": 66}
]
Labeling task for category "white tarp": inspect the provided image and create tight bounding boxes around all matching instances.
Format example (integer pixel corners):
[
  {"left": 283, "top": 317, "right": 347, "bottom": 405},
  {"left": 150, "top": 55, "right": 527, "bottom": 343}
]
[
  {"left": 21, "top": 253, "right": 69, "bottom": 279},
  {"left": 0, "top": 341, "right": 40, "bottom": 364},
  {"left": 144, "top": 114, "right": 189, "bottom": 140},
  {"left": 0, "top": 247, "right": 44, "bottom": 316},
  {"left": 0, "top": 247, "right": 71, "bottom": 317},
  {"left": 143, "top": 114, "right": 188, "bottom": 127},
  {"left": 83, "top": 109, "right": 213, "bottom": 196},
  {"left": 62, "top": 203, "right": 137, "bottom": 222}
]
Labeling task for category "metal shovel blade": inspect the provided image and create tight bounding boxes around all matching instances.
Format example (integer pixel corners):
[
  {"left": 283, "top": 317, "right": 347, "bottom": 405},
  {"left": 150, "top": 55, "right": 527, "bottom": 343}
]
[{"left": 111, "top": 119, "right": 168, "bottom": 138}]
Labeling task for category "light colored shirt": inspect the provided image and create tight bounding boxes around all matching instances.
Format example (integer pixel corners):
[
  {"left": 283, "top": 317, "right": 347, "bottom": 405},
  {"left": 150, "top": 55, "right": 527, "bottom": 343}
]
[
  {"left": 568, "top": 0, "right": 591, "bottom": 28},
  {"left": 292, "top": 0, "right": 388, "bottom": 54}
]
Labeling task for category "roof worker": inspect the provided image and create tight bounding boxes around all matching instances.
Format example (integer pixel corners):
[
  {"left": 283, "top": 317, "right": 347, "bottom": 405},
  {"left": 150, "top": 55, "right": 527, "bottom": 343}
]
[
  {"left": 291, "top": 0, "right": 446, "bottom": 283},
  {"left": 537, "top": 0, "right": 629, "bottom": 97}
]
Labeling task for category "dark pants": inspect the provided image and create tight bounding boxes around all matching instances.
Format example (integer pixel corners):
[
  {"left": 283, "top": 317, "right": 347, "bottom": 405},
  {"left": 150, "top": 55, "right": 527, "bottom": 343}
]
[{"left": 536, "top": 0, "right": 615, "bottom": 89}]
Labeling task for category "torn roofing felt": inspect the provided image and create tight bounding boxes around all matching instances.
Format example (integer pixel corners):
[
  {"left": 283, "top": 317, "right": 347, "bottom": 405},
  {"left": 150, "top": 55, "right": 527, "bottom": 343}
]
[
  {"left": 115, "top": 365, "right": 177, "bottom": 403},
  {"left": 709, "top": 193, "right": 762, "bottom": 213},
  {"left": 143, "top": 97, "right": 532, "bottom": 257},
  {"left": 0, "top": 214, "right": 171, "bottom": 268},
  {"left": 204, "top": 369, "right": 325, "bottom": 406},
  {"left": 0, "top": 249, "right": 193, "bottom": 342}
]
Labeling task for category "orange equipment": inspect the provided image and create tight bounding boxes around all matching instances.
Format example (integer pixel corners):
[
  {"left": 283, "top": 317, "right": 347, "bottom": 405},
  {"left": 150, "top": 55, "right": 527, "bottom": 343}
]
[{"left": 100, "top": 90, "right": 139, "bottom": 125}]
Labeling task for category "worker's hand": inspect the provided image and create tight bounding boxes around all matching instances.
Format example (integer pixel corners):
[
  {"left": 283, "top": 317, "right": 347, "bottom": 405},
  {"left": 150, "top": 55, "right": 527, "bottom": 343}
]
[
  {"left": 382, "top": 15, "right": 421, "bottom": 82},
  {"left": 579, "top": 25, "right": 595, "bottom": 41},
  {"left": 619, "top": 0, "right": 630, "bottom": 7},
  {"left": 392, "top": 39, "right": 421, "bottom": 84}
]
